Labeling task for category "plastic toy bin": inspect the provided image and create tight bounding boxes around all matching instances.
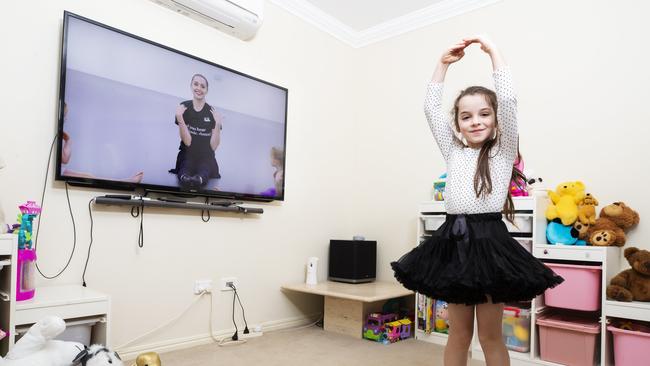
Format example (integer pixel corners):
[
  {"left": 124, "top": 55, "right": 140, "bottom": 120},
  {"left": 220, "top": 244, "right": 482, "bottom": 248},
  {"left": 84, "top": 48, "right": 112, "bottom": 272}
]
[
  {"left": 543, "top": 262, "right": 601, "bottom": 311},
  {"left": 537, "top": 312, "right": 600, "bottom": 366},
  {"left": 607, "top": 323, "right": 650, "bottom": 366},
  {"left": 502, "top": 306, "right": 530, "bottom": 352}
]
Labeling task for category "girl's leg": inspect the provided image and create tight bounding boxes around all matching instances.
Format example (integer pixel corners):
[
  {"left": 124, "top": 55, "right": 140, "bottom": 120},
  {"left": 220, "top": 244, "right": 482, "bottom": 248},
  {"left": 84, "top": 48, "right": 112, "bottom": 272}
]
[
  {"left": 476, "top": 300, "right": 510, "bottom": 366},
  {"left": 444, "top": 303, "right": 474, "bottom": 366}
]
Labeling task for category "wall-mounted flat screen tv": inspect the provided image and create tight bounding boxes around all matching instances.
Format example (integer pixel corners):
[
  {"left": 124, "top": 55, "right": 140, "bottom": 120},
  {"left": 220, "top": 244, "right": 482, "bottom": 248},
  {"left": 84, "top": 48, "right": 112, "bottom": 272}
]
[{"left": 56, "top": 12, "right": 288, "bottom": 201}]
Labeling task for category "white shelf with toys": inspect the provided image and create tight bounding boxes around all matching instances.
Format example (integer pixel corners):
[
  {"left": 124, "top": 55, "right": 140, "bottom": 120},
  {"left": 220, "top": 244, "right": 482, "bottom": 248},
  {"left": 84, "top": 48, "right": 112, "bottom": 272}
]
[{"left": 415, "top": 192, "right": 650, "bottom": 366}]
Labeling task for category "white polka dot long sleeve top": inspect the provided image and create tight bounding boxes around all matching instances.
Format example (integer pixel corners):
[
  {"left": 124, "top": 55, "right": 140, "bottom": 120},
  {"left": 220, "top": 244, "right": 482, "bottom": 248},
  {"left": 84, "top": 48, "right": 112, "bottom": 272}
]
[{"left": 424, "top": 69, "right": 518, "bottom": 214}]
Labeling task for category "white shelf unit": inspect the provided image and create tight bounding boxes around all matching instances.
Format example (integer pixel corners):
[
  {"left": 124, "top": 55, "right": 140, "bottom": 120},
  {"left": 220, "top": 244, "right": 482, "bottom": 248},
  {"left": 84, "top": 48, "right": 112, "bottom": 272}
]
[
  {"left": 414, "top": 194, "right": 649, "bottom": 366},
  {"left": 13, "top": 285, "right": 111, "bottom": 348},
  {"left": 0, "top": 234, "right": 17, "bottom": 356}
]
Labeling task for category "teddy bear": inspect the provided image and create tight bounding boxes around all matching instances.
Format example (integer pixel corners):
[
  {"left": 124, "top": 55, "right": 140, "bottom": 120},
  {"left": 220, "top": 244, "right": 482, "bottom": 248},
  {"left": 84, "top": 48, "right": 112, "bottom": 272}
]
[
  {"left": 606, "top": 247, "right": 650, "bottom": 302},
  {"left": 587, "top": 202, "right": 640, "bottom": 246},
  {"left": 573, "top": 220, "right": 590, "bottom": 241},
  {"left": 577, "top": 193, "right": 599, "bottom": 225},
  {"left": 1, "top": 315, "right": 123, "bottom": 366},
  {"left": 545, "top": 181, "right": 585, "bottom": 226}
]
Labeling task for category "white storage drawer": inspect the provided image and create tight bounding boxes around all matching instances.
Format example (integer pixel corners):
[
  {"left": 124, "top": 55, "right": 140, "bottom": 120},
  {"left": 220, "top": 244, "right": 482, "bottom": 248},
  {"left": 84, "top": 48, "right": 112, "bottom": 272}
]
[{"left": 533, "top": 245, "right": 604, "bottom": 262}]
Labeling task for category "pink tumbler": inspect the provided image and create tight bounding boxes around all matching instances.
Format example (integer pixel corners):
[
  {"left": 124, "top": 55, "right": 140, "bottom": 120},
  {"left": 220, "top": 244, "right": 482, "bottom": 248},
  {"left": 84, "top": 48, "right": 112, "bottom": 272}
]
[{"left": 16, "top": 249, "right": 36, "bottom": 301}]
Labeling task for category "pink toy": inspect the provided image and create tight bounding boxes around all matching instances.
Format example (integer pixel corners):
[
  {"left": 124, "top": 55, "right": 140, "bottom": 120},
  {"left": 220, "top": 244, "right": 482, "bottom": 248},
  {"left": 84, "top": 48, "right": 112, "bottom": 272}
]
[
  {"left": 510, "top": 156, "right": 528, "bottom": 197},
  {"left": 19, "top": 201, "right": 42, "bottom": 215},
  {"left": 17, "top": 249, "right": 37, "bottom": 301}
]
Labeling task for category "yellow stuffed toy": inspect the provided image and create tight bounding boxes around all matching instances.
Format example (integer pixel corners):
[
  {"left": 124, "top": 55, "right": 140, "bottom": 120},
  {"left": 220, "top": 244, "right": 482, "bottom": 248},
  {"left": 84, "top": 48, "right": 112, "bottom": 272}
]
[
  {"left": 578, "top": 193, "right": 599, "bottom": 225},
  {"left": 545, "top": 181, "right": 585, "bottom": 225}
]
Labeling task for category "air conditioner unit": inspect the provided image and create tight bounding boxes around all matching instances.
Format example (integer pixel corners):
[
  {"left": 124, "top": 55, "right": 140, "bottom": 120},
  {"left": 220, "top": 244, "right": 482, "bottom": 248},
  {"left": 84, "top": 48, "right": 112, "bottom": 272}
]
[{"left": 150, "top": 0, "right": 264, "bottom": 41}]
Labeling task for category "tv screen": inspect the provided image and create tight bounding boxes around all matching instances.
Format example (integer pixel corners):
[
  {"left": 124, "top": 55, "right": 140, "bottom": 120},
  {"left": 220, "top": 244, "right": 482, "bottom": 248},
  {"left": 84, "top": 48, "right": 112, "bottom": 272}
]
[{"left": 56, "top": 12, "right": 288, "bottom": 201}]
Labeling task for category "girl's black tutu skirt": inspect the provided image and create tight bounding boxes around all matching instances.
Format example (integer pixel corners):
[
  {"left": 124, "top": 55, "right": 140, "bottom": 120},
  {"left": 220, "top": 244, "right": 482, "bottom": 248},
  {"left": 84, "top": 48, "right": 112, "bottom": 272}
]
[{"left": 391, "top": 212, "right": 564, "bottom": 305}]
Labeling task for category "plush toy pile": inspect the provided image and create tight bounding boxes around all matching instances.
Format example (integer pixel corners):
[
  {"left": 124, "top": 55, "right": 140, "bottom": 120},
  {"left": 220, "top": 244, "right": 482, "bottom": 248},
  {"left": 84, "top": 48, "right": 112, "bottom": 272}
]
[
  {"left": 0, "top": 316, "right": 123, "bottom": 366},
  {"left": 544, "top": 181, "right": 639, "bottom": 246}
]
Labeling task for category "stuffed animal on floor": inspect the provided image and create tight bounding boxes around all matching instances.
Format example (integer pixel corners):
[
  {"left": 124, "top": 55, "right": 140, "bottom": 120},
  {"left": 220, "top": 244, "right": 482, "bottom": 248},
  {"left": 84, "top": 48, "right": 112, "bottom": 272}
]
[
  {"left": 0, "top": 316, "right": 123, "bottom": 366},
  {"left": 587, "top": 202, "right": 640, "bottom": 246},
  {"left": 607, "top": 247, "right": 650, "bottom": 302},
  {"left": 545, "top": 181, "right": 585, "bottom": 226},
  {"left": 577, "top": 193, "right": 599, "bottom": 225}
]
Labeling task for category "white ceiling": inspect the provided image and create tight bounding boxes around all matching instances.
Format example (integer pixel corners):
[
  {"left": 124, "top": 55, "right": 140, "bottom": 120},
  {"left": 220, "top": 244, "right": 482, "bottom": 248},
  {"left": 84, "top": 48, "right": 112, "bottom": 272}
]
[
  {"left": 270, "top": 0, "right": 502, "bottom": 48},
  {"left": 303, "top": 0, "right": 447, "bottom": 31}
]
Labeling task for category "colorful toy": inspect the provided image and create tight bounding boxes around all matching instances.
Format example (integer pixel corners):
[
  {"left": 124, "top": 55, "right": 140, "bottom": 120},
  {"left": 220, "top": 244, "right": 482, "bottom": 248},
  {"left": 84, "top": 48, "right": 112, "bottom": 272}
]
[
  {"left": 15, "top": 201, "right": 41, "bottom": 302},
  {"left": 546, "top": 220, "right": 585, "bottom": 246},
  {"left": 385, "top": 318, "right": 413, "bottom": 343},
  {"left": 16, "top": 201, "right": 42, "bottom": 249},
  {"left": 363, "top": 312, "right": 397, "bottom": 343},
  {"left": 606, "top": 247, "right": 650, "bottom": 302},
  {"left": 545, "top": 181, "right": 585, "bottom": 225},
  {"left": 577, "top": 193, "right": 599, "bottom": 225},
  {"left": 433, "top": 173, "right": 447, "bottom": 201},
  {"left": 0, "top": 316, "right": 123, "bottom": 366},
  {"left": 510, "top": 157, "right": 528, "bottom": 197},
  {"left": 434, "top": 300, "right": 449, "bottom": 333},
  {"left": 502, "top": 306, "right": 531, "bottom": 352},
  {"left": 587, "top": 202, "right": 640, "bottom": 246}
]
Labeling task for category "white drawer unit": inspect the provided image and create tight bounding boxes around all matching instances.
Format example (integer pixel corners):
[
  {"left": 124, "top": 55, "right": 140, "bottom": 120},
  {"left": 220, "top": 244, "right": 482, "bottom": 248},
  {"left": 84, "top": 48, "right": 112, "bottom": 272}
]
[{"left": 533, "top": 244, "right": 605, "bottom": 262}]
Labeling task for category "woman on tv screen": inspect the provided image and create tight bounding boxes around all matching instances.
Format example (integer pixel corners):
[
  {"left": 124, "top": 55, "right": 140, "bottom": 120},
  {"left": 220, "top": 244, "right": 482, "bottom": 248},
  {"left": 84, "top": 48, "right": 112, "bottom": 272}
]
[{"left": 170, "top": 74, "right": 223, "bottom": 188}]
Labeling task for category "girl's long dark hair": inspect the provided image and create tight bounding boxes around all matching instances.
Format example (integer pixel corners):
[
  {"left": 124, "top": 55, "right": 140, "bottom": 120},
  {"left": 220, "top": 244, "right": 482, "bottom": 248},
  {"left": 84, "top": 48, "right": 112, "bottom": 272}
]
[{"left": 453, "top": 86, "right": 524, "bottom": 223}]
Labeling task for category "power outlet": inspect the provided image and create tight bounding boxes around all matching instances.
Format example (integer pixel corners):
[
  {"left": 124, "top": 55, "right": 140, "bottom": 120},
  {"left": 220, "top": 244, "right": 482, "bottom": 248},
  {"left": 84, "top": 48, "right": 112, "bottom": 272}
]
[
  {"left": 194, "top": 279, "right": 212, "bottom": 294},
  {"left": 220, "top": 277, "right": 238, "bottom": 291}
]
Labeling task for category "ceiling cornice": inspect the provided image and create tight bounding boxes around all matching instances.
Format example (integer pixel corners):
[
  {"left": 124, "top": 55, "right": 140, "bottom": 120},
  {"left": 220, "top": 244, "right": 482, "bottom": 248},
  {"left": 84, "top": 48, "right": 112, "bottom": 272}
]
[{"left": 270, "top": 0, "right": 503, "bottom": 48}]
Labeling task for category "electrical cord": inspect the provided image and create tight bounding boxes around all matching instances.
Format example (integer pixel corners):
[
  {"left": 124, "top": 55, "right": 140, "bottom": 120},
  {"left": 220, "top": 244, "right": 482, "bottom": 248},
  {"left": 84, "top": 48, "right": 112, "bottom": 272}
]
[
  {"left": 34, "top": 134, "right": 77, "bottom": 279},
  {"left": 130, "top": 199, "right": 145, "bottom": 248},
  {"left": 230, "top": 284, "right": 249, "bottom": 334},
  {"left": 201, "top": 197, "right": 210, "bottom": 222},
  {"left": 116, "top": 290, "right": 208, "bottom": 350},
  {"left": 81, "top": 197, "right": 95, "bottom": 287}
]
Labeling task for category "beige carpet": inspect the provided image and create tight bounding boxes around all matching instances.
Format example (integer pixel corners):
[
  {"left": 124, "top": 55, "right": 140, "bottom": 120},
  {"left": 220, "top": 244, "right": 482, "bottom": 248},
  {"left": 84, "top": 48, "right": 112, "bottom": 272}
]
[{"left": 147, "top": 326, "right": 486, "bottom": 366}]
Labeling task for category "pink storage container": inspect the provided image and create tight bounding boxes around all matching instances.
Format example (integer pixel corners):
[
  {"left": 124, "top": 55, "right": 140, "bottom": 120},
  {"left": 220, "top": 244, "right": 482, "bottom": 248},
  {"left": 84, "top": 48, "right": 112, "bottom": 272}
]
[
  {"left": 537, "top": 312, "right": 600, "bottom": 366},
  {"left": 607, "top": 323, "right": 650, "bottom": 366},
  {"left": 544, "top": 263, "right": 601, "bottom": 311}
]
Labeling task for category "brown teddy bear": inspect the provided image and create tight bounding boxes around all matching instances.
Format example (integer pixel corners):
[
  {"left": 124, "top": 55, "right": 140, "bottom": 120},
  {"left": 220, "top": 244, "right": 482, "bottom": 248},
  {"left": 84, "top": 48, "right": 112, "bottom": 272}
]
[
  {"left": 587, "top": 202, "right": 639, "bottom": 246},
  {"left": 606, "top": 247, "right": 650, "bottom": 302},
  {"left": 577, "top": 193, "right": 598, "bottom": 224}
]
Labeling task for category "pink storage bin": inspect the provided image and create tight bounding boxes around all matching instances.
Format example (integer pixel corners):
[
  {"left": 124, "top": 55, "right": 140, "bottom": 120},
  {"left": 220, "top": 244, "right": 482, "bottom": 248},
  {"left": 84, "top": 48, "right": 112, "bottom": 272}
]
[
  {"left": 607, "top": 323, "right": 650, "bottom": 366},
  {"left": 537, "top": 312, "right": 600, "bottom": 366},
  {"left": 544, "top": 262, "right": 601, "bottom": 311}
]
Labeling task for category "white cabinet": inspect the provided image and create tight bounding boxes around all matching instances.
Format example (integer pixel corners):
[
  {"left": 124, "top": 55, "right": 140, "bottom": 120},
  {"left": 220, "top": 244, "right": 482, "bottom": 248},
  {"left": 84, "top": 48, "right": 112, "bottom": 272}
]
[
  {"left": 414, "top": 194, "right": 650, "bottom": 366},
  {"left": 0, "top": 235, "right": 112, "bottom": 355},
  {"left": 0, "top": 234, "right": 17, "bottom": 356}
]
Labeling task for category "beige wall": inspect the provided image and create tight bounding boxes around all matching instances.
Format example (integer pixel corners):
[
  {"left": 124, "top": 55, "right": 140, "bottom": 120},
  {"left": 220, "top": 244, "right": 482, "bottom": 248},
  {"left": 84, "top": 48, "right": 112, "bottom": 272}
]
[
  {"left": 353, "top": 0, "right": 650, "bottom": 280},
  {"left": 0, "top": 0, "right": 360, "bottom": 355},
  {"left": 0, "top": 0, "right": 648, "bottom": 356}
]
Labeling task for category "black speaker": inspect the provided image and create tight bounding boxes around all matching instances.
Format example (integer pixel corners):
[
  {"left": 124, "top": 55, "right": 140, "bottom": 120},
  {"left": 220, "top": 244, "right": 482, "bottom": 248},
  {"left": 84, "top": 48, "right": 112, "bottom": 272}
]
[{"left": 328, "top": 240, "right": 376, "bottom": 283}]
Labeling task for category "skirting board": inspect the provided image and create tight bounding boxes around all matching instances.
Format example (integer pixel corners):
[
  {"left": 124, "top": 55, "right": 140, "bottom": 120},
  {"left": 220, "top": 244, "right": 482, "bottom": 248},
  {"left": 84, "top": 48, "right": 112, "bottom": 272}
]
[{"left": 117, "top": 313, "right": 321, "bottom": 360}]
